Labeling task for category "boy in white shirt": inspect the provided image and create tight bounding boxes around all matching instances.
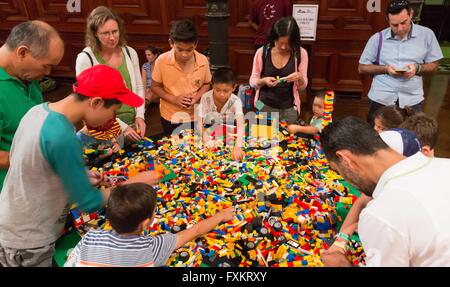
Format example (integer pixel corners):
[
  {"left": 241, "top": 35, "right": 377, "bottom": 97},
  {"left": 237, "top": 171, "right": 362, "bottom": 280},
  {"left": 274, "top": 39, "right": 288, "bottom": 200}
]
[{"left": 196, "top": 68, "right": 245, "bottom": 161}]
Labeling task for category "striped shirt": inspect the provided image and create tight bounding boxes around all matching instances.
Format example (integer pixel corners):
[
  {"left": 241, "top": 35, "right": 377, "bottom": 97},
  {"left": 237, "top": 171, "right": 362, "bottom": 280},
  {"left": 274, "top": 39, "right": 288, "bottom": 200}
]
[{"left": 64, "top": 230, "right": 176, "bottom": 267}]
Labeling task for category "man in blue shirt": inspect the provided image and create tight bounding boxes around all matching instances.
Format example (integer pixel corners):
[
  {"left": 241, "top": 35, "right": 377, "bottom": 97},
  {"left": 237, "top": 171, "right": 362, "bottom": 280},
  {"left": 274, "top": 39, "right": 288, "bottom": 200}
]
[{"left": 359, "top": 0, "right": 443, "bottom": 125}]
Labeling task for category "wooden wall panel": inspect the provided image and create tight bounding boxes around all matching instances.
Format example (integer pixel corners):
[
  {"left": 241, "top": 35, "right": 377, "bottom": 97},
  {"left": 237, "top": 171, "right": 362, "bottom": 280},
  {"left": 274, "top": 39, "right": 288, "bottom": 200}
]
[
  {"left": 0, "top": 0, "right": 30, "bottom": 25},
  {"left": 105, "top": 0, "right": 166, "bottom": 34},
  {"left": 32, "top": 0, "right": 94, "bottom": 31},
  {"left": 311, "top": 52, "right": 332, "bottom": 86},
  {"left": 0, "top": 0, "right": 390, "bottom": 97},
  {"left": 230, "top": 45, "right": 256, "bottom": 82},
  {"left": 166, "top": 0, "right": 208, "bottom": 34},
  {"left": 228, "top": 0, "right": 253, "bottom": 36},
  {"left": 52, "top": 33, "right": 85, "bottom": 76}
]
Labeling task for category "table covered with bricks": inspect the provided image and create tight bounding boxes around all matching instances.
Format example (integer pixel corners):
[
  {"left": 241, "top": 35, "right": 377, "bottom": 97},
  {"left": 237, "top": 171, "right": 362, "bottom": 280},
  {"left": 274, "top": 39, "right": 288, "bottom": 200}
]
[{"left": 54, "top": 128, "right": 365, "bottom": 267}]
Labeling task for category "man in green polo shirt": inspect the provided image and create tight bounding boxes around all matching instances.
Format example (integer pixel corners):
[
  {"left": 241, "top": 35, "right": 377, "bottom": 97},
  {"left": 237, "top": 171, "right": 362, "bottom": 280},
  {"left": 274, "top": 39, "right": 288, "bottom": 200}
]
[{"left": 0, "top": 21, "right": 64, "bottom": 190}]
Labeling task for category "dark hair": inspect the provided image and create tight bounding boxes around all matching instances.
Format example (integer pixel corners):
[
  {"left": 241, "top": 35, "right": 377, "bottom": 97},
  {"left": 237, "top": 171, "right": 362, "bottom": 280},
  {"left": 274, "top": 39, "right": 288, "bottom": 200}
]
[
  {"left": 212, "top": 68, "right": 236, "bottom": 85},
  {"left": 387, "top": 0, "right": 412, "bottom": 15},
  {"left": 170, "top": 19, "right": 198, "bottom": 43},
  {"left": 73, "top": 92, "right": 122, "bottom": 108},
  {"left": 314, "top": 89, "right": 327, "bottom": 100},
  {"left": 373, "top": 105, "right": 414, "bottom": 130},
  {"left": 145, "top": 46, "right": 162, "bottom": 57},
  {"left": 106, "top": 183, "right": 157, "bottom": 234},
  {"left": 321, "top": 117, "right": 389, "bottom": 162},
  {"left": 5, "top": 21, "right": 61, "bottom": 58},
  {"left": 400, "top": 113, "right": 438, "bottom": 149},
  {"left": 85, "top": 6, "right": 127, "bottom": 54},
  {"left": 268, "top": 17, "right": 301, "bottom": 63}
]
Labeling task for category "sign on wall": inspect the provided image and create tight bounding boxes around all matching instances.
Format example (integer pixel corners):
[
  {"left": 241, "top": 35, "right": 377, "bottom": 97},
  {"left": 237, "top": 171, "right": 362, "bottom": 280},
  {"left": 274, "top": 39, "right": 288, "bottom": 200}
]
[
  {"left": 292, "top": 4, "right": 319, "bottom": 41},
  {"left": 67, "top": 0, "right": 81, "bottom": 13}
]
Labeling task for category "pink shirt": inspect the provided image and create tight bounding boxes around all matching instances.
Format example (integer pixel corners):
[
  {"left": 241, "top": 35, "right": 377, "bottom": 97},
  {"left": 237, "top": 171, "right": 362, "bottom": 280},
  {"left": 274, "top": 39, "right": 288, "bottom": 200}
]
[{"left": 249, "top": 46, "right": 308, "bottom": 114}]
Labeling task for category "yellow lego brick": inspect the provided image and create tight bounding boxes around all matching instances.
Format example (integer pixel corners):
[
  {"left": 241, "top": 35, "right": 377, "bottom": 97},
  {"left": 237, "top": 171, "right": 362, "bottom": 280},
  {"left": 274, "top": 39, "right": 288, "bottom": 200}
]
[
  {"left": 248, "top": 250, "right": 257, "bottom": 260},
  {"left": 271, "top": 204, "right": 283, "bottom": 211},
  {"left": 340, "top": 197, "right": 353, "bottom": 204},
  {"left": 250, "top": 125, "right": 276, "bottom": 139},
  {"left": 275, "top": 245, "right": 288, "bottom": 260}
]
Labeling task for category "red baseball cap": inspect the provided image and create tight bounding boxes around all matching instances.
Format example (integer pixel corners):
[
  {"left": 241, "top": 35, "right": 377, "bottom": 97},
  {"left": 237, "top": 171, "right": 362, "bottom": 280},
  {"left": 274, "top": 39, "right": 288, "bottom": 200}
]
[{"left": 73, "top": 64, "right": 144, "bottom": 108}]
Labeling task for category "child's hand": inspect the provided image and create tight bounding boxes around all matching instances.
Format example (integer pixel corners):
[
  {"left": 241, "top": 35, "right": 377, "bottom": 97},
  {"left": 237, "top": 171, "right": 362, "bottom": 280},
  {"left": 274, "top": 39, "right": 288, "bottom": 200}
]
[
  {"left": 124, "top": 126, "right": 141, "bottom": 142},
  {"left": 101, "top": 176, "right": 113, "bottom": 188},
  {"left": 205, "top": 139, "right": 218, "bottom": 150},
  {"left": 98, "top": 147, "right": 114, "bottom": 159},
  {"left": 232, "top": 146, "right": 245, "bottom": 161},
  {"left": 287, "top": 124, "right": 301, "bottom": 134},
  {"left": 175, "top": 94, "right": 194, "bottom": 109},
  {"left": 135, "top": 118, "right": 146, "bottom": 137},
  {"left": 190, "top": 91, "right": 202, "bottom": 106},
  {"left": 88, "top": 170, "right": 104, "bottom": 186},
  {"left": 217, "top": 207, "right": 236, "bottom": 222},
  {"left": 111, "top": 142, "right": 120, "bottom": 153},
  {"left": 185, "top": 92, "right": 200, "bottom": 110}
]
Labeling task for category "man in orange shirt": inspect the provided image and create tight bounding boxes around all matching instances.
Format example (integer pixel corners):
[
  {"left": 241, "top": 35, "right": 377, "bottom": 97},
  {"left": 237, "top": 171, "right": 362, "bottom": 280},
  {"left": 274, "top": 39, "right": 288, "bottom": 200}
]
[{"left": 151, "top": 19, "right": 211, "bottom": 135}]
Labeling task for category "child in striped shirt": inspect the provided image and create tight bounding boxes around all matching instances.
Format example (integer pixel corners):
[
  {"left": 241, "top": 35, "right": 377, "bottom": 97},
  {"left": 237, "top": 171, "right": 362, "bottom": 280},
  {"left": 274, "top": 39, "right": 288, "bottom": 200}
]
[
  {"left": 77, "top": 118, "right": 124, "bottom": 162},
  {"left": 65, "top": 183, "right": 235, "bottom": 267}
]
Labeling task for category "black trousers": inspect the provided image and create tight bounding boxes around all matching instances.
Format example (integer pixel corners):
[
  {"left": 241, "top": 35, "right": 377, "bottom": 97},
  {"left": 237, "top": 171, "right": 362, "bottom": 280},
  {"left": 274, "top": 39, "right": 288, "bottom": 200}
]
[{"left": 160, "top": 117, "right": 195, "bottom": 136}]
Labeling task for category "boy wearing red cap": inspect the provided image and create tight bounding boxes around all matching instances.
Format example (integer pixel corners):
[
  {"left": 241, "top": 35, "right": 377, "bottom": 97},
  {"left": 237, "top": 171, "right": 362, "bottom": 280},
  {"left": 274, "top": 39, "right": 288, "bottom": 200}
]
[{"left": 0, "top": 65, "right": 160, "bottom": 267}]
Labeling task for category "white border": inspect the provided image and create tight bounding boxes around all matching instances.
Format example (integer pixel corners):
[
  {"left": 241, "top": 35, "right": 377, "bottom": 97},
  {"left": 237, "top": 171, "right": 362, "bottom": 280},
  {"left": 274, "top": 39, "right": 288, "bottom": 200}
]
[{"left": 292, "top": 4, "right": 319, "bottom": 41}]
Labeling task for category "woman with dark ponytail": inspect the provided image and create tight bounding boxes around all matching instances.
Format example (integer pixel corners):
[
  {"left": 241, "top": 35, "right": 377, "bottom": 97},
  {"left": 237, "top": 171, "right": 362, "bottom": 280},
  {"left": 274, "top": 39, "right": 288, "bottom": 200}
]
[{"left": 250, "top": 17, "right": 308, "bottom": 124}]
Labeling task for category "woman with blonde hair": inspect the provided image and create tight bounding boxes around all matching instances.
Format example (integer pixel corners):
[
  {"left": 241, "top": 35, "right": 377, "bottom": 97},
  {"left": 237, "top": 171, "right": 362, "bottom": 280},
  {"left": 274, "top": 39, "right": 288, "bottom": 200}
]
[{"left": 76, "top": 6, "right": 145, "bottom": 146}]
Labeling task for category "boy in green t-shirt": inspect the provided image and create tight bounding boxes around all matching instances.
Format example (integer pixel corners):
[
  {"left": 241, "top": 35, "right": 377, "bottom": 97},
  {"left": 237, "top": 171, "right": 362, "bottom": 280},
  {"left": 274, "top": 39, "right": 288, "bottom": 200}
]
[
  {"left": 287, "top": 91, "right": 325, "bottom": 135},
  {"left": 0, "top": 65, "right": 160, "bottom": 267}
]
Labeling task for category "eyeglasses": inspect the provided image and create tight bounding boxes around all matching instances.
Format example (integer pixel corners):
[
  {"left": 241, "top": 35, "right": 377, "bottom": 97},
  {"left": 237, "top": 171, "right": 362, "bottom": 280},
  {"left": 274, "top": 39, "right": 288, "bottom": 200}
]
[
  {"left": 388, "top": 0, "right": 409, "bottom": 10},
  {"left": 97, "top": 30, "right": 119, "bottom": 38}
]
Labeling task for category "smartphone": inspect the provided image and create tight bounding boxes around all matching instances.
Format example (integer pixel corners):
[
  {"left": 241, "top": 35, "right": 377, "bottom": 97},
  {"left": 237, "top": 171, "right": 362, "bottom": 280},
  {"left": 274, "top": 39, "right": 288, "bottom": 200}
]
[{"left": 394, "top": 68, "right": 408, "bottom": 73}]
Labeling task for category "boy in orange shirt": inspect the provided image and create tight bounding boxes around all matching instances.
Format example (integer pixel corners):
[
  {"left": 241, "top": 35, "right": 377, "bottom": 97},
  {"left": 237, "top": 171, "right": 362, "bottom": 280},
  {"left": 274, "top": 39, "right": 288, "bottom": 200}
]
[{"left": 151, "top": 19, "right": 211, "bottom": 136}]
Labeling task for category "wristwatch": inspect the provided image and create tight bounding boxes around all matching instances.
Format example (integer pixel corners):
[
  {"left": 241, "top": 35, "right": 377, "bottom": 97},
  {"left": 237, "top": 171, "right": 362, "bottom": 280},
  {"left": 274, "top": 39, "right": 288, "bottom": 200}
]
[{"left": 415, "top": 64, "right": 422, "bottom": 76}]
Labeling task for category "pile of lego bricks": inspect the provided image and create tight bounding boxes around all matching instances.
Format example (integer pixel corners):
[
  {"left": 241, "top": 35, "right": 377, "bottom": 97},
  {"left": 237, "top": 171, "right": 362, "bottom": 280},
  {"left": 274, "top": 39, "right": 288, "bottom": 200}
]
[{"left": 69, "top": 132, "right": 366, "bottom": 267}]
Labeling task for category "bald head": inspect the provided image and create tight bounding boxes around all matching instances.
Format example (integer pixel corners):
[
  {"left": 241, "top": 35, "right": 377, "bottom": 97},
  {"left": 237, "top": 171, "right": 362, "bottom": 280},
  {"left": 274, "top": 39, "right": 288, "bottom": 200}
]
[
  {"left": 5, "top": 20, "right": 63, "bottom": 59},
  {"left": 1, "top": 21, "right": 64, "bottom": 82}
]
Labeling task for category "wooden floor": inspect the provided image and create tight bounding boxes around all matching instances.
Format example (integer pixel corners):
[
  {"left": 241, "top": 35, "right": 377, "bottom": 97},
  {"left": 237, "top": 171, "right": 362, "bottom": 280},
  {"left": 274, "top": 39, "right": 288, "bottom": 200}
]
[{"left": 45, "top": 73, "right": 450, "bottom": 158}]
